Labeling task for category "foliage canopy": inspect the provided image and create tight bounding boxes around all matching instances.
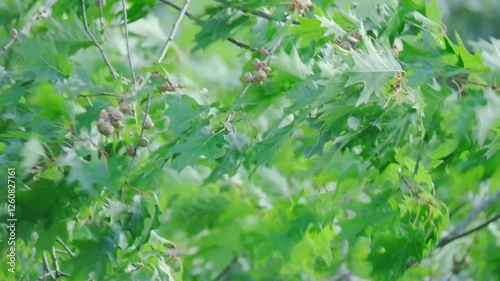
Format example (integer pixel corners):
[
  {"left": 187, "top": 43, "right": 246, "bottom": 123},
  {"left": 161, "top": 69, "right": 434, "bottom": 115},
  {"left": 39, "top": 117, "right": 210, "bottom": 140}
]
[{"left": 0, "top": 0, "right": 499, "bottom": 280}]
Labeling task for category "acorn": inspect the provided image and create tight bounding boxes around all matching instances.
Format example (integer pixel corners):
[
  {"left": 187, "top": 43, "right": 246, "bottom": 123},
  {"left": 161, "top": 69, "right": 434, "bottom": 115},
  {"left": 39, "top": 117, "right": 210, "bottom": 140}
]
[
  {"left": 11, "top": 28, "right": 19, "bottom": 39},
  {"left": 263, "top": 66, "right": 272, "bottom": 74},
  {"left": 157, "top": 81, "right": 175, "bottom": 92},
  {"left": 99, "top": 110, "right": 108, "bottom": 120},
  {"left": 97, "top": 122, "right": 114, "bottom": 136},
  {"left": 253, "top": 58, "right": 261, "bottom": 70},
  {"left": 119, "top": 101, "right": 131, "bottom": 114},
  {"left": 255, "top": 70, "right": 267, "bottom": 82},
  {"left": 345, "top": 35, "right": 359, "bottom": 45},
  {"left": 260, "top": 48, "right": 270, "bottom": 57},
  {"left": 242, "top": 72, "right": 253, "bottom": 82},
  {"left": 143, "top": 115, "right": 154, "bottom": 129},
  {"left": 118, "top": 93, "right": 130, "bottom": 103},
  {"left": 126, "top": 143, "right": 139, "bottom": 157},
  {"left": 110, "top": 110, "right": 124, "bottom": 121},
  {"left": 338, "top": 40, "right": 351, "bottom": 50},
  {"left": 391, "top": 45, "right": 399, "bottom": 60},
  {"left": 138, "top": 137, "right": 149, "bottom": 147},
  {"left": 110, "top": 119, "right": 122, "bottom": 128},
  {"left": 97, "top": 118, "right": 105, "bottom": 126},
  {"left": 150, "top": 71, "right": 162, "bottom": 80}
]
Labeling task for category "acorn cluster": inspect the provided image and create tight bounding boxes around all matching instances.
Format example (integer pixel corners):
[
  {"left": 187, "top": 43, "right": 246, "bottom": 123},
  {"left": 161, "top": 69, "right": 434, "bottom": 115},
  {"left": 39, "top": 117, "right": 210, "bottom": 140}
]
[
  {"left": 242, "top": 57, "right": 272, "bottom": 84},
  {"left": 289, "top": 0, "right": 313, "bottom": 13},
  {"left": 96, "top": 106, "right": 125, "bottom": 136},
  {"left": 94, "top": 91, "right": 155, "bottom": 157}
]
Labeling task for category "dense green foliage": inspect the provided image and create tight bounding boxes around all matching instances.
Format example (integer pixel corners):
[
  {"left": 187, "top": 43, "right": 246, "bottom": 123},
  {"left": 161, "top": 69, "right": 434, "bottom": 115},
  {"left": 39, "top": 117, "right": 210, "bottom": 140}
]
[{"left": 1, "top": 0, "right": 499, "bottom": 280}]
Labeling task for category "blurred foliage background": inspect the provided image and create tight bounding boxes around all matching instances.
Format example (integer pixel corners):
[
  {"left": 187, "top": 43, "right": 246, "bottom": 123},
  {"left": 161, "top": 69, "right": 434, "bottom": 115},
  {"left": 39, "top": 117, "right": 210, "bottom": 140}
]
[{"left": 440, "top": 0, "right": 500, "bottom": 46}]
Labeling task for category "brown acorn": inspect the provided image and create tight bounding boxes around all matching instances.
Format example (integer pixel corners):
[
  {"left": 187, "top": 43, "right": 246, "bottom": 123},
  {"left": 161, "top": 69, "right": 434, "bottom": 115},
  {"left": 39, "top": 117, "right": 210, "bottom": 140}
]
[
  {"left": 242, "top": 72, "right": 253, "bottom": 83},
  {"left": 119, "top": 101, "right": 131, "bottom": 114},
  {"left": 118, "top": 93, "right": 131, "bottom": 103},
  {"left": 138, "top": 137, "right": 149, "bottom": 147},
  {"left": 110, "top": 110, "right": 124, "bottom": 121},
  {"left": 97, "top": 121, "right": 114, "bottom": 136},
  {"left": 126, "top": 143, "right": 139, "bottom": 157},
  {"left": 253, "top": 58, "right": 261, "bottom": 70},
  {"left": 255, "top": 70, "right": 267, "bottom": 82},
  {"left": 99, "top": 110, "right": 108, "bottom": 120},
  {"left": 157, "top": 81, "right": 175, "bottom": 92},
  {"left": 143, "top": 115, "right": 154, "bottom": 129},
  {"left": 260, "top": 48, "right": 270, "bottom": 57}
]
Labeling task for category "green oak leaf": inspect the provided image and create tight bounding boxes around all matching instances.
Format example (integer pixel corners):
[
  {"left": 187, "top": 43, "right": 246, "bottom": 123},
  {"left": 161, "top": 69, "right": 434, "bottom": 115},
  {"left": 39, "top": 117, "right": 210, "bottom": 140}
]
[{"left": 170, "top": 126, "right": 226, "bottom": 172}]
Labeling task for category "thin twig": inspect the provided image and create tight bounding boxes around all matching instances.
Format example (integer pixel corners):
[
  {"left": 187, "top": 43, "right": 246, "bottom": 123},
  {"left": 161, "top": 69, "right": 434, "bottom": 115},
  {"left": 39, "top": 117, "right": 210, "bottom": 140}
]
[
  {"left": 214, "top": 0, "right": 273, "bottom": 21},
  {"left": 80, "top": 0, "right": 126, "bottom": 81},
  {"left": 438, "top": 213, "right": 500, "bottom": 248},
  {"left": 56, "top": 238, "right": 77, "bottom": 258},
  {"left": 263, "top": 38, "right": 282, "bottom": 63},
  {"left": 406, "top": 190, "right": 500, "bottom": 269},
  {"left": 159, "top": 0, "right": 195, "bottom": 19},
  {"left": 159, "top": 0, "right": 257, "bottom": 52},
  {"left": 157, "top": 0, "right": 191, "bottom": 63},
  {"left": 120, "top": 0, "right": 137, "bottom": 88},
  {"left": 42, "top": 252, "right": 56, "bottom": 280},
  {"left": 37, "top": 270, "right": 57, "bottom": 281},
  {"left": 214, "top": 0, "right": 300, "bottom": 24},
  {"left": 57, "top": 272, "right": 70, "bottom": 278},
  {"left": 213, "top": 257, "right": 238, "bottom": 281},
  {"left": 55, "top": 249, "right": 72, "bottom": 256},
  {"left": 121, "top": 71, "right": 159, "bottom": 190},
  {"left": 97, "top": 1, "right": 107, "bottom": 40},
  {"left": 452, "top": 76, "right": 500, "bottom": 91},
  {"left": 68, "top": 128, "right": 108, "bottom": 160},
  {"left": 123, "top": 0, "right": 191, "bottom": 189},
  {"left": 48, "top": 247, "right": 71, "bottom": 278},
  {"left": 240, "top": 36, "right": 283, "bottom": 97},
  {"left": 77, "top": 93, "right": 117, "bottom": 98},
  {"left": 123, "top": 90, "right": 153, "bottom": 187},
  {"left": 443, "top": 189, "right": 500, "bottom": 242},
  {"left": 0, "top": 0, "right": 59, "bottom": 57},
  {"left": 227, "top": 37, "right": 258, "bottom": 52},
  {"left": 50, "top": 247, "right": 62, "bottom": 277}
]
